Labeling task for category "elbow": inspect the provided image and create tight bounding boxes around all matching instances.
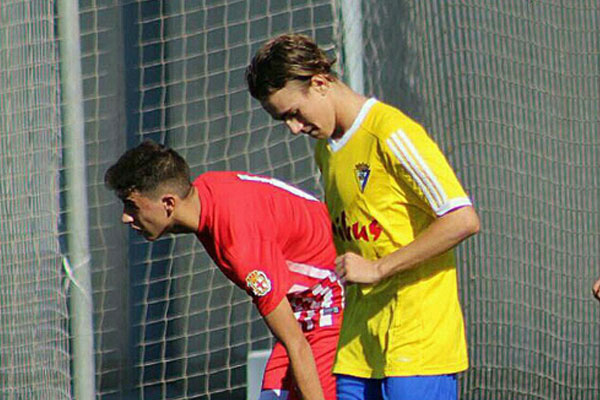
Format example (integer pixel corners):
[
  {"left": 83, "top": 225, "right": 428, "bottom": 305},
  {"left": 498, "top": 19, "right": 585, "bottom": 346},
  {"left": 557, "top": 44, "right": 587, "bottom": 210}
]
[
  {"left": 285, "top": 336, "right": 311, "bottom": 357},
  {"left": 462, "top": 207, "right": 480, "bottom": 238},
  {"left": 448, "top": 206, "right": 480, "bottom": 241}
]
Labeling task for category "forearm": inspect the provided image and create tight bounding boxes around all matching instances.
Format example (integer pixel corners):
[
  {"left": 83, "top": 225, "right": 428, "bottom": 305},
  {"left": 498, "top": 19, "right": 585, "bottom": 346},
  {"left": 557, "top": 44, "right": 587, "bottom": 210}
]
[
  {"left": 263, "top": 298, "right": 325, "bottom": 400},
  {"left": 286, "top": 340, "right": 325, "bottom": 400},
  {"left": 375, "top": 206, "right": 480, "bottom": 280}
]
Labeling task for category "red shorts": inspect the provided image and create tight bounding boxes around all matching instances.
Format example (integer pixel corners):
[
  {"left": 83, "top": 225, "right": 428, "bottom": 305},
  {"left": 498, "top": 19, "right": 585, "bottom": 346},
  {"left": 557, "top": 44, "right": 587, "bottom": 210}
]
[{"left": 260, "top": 325, "right": 340, "bottom": 400}]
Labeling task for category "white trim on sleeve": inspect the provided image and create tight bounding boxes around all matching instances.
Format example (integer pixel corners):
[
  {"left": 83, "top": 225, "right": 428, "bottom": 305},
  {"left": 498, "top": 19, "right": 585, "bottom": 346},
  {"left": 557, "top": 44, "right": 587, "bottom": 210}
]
[{"left": 386, "top": 129, "right": 472, "bottom": 216}]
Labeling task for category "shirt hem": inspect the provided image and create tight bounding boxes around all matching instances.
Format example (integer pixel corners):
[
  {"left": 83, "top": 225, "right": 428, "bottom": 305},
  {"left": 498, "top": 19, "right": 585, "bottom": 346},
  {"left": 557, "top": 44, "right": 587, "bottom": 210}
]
[{"left": 333, "top": 361, "right": 469, "bottom": 379}]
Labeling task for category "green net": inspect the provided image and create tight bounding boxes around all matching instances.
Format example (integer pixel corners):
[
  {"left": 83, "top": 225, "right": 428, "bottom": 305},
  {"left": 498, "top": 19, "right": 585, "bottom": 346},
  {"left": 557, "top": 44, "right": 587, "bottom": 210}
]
[
  {"left": 1, "top": 1, "right": 598, "bottom": 399},
  {"left": 361, "top": 1, "right": 600, "bottom": 398},
  {"left": 0, "top": 1, "right": 70, "bottom": 398}
]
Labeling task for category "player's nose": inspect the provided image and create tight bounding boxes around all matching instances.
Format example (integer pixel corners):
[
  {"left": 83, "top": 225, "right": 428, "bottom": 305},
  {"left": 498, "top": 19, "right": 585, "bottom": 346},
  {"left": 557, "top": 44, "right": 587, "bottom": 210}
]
[
  {"left": 121, "top": 212, "right": 134, "bottom": 224},
  {"left": 285, "top": 119, "right": 303, "bottom": 135}
]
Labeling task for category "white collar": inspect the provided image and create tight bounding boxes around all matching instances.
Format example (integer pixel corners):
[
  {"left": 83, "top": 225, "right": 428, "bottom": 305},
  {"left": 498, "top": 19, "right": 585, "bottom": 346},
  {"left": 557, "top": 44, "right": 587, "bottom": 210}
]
[{"left": 328, "top": 98, "right": 377, "bottom": 152}]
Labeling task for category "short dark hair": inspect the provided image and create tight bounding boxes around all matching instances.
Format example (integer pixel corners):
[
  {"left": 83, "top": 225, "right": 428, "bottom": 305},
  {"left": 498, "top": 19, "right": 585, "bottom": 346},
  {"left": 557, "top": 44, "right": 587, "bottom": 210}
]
[
  {"left": 246, "top": 33, "right": 337, "bottom": 102},
  {"left": 104, "top": 140, "right": 191, "bottom": 200}
]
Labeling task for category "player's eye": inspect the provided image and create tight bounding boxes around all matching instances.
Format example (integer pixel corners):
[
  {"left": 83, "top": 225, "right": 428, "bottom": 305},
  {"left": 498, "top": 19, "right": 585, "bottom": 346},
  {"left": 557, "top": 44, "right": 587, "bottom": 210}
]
[
  {"left": 123, "top": 200, "right": 138, "bottom": 212},
  {"left": 285, "top": 109, "right": 299, "bottom": 121}
]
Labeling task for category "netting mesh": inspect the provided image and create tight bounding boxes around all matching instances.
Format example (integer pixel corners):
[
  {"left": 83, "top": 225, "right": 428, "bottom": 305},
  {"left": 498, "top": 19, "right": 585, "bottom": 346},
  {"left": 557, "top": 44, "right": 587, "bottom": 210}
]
[
  {"left": 0, "top": 1, "right": 71, "bottom": 399},
  {"left": 361, "top": 1, "right": 600, "bottom": 399},
  {"left": 67, "top": 0, "right": 132, "bottom": 397},
  {"left": 1, "top": 1, "right": 599, "bottom": 399},
  {"left": 96, "top": 1, "right": 339, "bottom": 398}
]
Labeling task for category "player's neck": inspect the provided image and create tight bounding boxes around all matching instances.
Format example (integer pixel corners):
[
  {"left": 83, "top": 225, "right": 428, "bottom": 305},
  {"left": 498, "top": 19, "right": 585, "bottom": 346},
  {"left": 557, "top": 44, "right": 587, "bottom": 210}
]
[
  {"left": 171, "top": 186, "right": 201, "bottom": 234},
  {"left": 331, "top": 85, "right": 368, "bottom": 140}
]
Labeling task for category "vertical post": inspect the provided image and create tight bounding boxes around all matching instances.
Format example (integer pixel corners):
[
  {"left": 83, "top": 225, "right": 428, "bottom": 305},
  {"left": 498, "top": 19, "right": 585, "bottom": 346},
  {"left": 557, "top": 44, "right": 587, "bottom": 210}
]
[
  {"left": 57, "top": 0, "right": 96, "bottom": 398},
  {"left": 340, "top": 0, "right": 365, "bottom": 95}
]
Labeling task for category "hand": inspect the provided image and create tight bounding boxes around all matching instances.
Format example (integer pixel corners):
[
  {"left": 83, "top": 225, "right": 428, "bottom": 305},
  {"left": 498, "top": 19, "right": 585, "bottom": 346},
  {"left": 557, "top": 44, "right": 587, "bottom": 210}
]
[
  {"left": 593, "top": 277, "right": 600, "bottom": 302},
  {"left": 335, "top": 252, "right": 381, "bottom": 284}
]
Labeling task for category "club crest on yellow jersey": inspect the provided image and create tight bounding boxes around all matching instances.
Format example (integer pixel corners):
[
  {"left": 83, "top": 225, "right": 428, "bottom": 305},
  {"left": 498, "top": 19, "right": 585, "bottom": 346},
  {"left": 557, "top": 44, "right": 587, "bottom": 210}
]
[{"left": 355, "top": 163, "right": 371, "bottom": 193}]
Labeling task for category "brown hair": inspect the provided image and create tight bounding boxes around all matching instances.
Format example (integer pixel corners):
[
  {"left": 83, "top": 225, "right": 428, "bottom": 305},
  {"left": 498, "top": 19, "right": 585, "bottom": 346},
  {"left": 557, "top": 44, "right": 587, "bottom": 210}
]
[
  {"left": 246, "top": 33, "right": 337, "bottom": 102},
  {"left": 105, "top": 140, "right": 191, "bottom": 200}
]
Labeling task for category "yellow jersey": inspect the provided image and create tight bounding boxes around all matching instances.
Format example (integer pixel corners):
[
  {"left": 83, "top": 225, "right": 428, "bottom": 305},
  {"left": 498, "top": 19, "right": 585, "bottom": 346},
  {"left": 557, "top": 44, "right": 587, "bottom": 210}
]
[{"left": 315, "top": 99, "right": 472, "bottom": 378}]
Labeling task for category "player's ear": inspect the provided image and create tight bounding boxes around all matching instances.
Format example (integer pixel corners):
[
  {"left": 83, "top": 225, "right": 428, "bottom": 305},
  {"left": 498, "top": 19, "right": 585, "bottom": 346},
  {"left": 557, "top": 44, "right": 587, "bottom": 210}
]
[
  {"left": 310, "top": 74, "right": 330, "bottom": 95},
  {"left": 161, "top": 194, "right": 176, "bottom": 217}
]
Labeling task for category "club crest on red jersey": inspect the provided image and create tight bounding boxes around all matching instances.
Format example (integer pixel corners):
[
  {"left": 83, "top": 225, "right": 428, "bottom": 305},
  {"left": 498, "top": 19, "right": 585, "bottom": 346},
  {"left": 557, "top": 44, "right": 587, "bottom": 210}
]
[
  {"left": 246, "top": 270, "right": 272, "bottom": 297},
  {"left": 355, "top": 163, "right": 371, "bottom": 193}
]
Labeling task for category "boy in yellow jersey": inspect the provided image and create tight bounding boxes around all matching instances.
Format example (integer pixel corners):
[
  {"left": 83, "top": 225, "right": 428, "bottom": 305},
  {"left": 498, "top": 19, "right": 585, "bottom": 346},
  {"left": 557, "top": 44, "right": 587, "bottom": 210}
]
[{"left": 246, "top": 34, "right": 480, "bottom": 400}]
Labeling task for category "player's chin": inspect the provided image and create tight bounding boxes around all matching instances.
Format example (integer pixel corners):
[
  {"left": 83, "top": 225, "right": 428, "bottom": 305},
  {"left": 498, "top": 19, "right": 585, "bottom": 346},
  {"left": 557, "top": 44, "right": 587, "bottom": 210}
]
[
  {"left": 312, "top": 127, "right": 337, "bottom": 140},
  {"left": 140, "top": 230, "right": 157, "bottom": 241},
  {"left": 308, "top": 130, "right": 326, "bottom": 140},
  {"left": 145, "top": 227, "right": 170, "bottom": 242}
]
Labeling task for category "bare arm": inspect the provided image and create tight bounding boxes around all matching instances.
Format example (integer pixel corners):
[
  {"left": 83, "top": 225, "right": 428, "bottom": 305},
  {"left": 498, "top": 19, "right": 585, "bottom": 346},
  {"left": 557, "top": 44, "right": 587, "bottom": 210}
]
[
  {"left": 593, "top": 277, "right": 600, "bottom": 302},
  {"left": 263, "top": 297, "right": 324, "bottom": 400},
  {"left": 337, "top": 205, "right": 480, "bottom": 284}
]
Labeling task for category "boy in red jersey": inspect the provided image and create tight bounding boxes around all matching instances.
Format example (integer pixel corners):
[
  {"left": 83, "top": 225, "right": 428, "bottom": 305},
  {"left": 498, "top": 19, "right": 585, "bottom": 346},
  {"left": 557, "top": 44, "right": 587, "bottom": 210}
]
[{"left": 105, "top": 140, "right": 343, "bottom": 400}]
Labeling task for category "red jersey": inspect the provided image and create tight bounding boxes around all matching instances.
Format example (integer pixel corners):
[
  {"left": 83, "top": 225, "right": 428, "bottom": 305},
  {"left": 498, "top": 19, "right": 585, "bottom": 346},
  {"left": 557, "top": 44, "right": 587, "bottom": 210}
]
[{"left": 194, "top": 172, "right": 343, "bottom": 331}]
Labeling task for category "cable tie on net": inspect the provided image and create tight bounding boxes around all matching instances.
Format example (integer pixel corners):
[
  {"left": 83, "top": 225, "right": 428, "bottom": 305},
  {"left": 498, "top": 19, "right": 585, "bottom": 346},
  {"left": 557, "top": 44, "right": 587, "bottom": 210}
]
[{"left": 62, "top": 256, "right": 92, "bottom": 303}]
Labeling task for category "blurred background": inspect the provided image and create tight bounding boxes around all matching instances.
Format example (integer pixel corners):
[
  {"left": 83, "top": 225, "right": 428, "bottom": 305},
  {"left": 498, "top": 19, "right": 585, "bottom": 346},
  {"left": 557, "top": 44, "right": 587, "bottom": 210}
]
[{"left": 1, "top": 1, "right": 598, "bottom": 399}]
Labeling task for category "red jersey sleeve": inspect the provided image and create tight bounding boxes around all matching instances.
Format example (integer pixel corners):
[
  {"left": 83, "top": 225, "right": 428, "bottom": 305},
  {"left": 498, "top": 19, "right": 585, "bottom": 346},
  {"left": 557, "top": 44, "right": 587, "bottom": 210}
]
[{"left": 222, "top": 237, "right": 290, "bottom": 317}]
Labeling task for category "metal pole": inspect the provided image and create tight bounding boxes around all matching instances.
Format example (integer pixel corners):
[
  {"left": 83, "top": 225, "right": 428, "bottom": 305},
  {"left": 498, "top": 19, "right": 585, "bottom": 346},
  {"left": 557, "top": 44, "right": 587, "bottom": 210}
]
[
  {"left": 340, "top": 0, "right": 365, "bottom": 95},
  {"left": 57, "top": 0, "right": 96, "bottom": 398}
]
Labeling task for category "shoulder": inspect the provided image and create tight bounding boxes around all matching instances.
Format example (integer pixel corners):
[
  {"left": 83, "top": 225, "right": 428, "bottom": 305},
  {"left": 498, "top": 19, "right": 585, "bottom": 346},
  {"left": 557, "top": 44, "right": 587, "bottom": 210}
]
[
  {"left": 365, "top": 100, "right": 428, "bottom": 142},
  {"left": 194, "top": 171, "right": 269, "bottom": 198},
  {"left": 193, "top": 171, "right": 240, "bottom": 186}
]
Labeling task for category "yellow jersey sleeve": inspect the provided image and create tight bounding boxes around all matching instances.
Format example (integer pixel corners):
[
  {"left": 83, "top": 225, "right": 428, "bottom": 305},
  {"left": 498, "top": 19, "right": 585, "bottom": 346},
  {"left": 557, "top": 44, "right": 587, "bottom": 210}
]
[{"left": 377, "top": 114, "right": 472, "bottom": 216}]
